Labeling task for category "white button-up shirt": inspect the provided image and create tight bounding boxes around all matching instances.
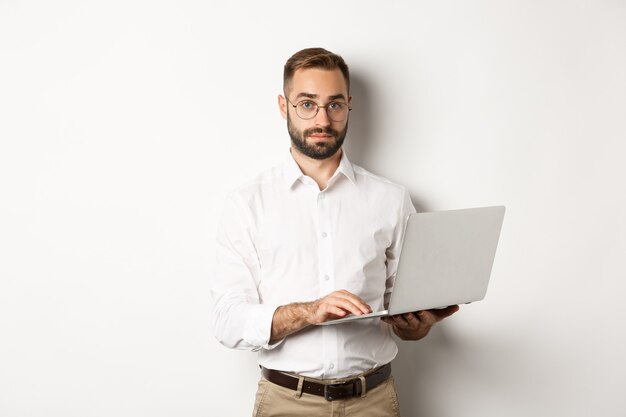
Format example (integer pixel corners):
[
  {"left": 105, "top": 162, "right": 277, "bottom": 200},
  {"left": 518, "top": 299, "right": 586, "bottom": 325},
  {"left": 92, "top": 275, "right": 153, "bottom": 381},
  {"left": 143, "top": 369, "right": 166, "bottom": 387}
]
[{"left": 211, "top": 150, "right": 415, "bottom": 378}]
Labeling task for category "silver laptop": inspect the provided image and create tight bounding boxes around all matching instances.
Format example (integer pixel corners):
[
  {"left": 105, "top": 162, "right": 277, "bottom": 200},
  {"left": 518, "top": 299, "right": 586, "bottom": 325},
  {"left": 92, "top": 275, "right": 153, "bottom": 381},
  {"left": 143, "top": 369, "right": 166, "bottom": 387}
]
[{"left": 318, "top": 206, "right": 505, "bottom": 325}]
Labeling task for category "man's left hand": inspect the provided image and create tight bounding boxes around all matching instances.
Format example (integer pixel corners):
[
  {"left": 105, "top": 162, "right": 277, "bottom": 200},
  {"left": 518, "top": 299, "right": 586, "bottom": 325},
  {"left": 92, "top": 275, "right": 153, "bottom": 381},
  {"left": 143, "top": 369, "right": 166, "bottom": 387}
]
[{"left": 381, "top": 305, "right": 460, "bottom": 341}]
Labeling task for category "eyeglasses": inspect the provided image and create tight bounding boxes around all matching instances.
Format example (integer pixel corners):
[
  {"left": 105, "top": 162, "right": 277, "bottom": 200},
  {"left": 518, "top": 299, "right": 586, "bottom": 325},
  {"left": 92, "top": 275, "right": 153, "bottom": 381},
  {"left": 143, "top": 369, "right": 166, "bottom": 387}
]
[{"left": 286, "top": 98, "right": 351, "bottom": 122}]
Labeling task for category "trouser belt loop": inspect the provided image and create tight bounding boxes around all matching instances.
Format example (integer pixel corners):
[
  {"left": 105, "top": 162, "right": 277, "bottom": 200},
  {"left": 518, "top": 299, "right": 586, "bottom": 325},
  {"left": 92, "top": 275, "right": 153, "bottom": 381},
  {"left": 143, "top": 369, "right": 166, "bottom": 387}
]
[
  {"left": 359, "top": 375, "right": 367, "bottom": 397},
  {"left": 295, "top": 376, "right": 304, "bottom": 398}
]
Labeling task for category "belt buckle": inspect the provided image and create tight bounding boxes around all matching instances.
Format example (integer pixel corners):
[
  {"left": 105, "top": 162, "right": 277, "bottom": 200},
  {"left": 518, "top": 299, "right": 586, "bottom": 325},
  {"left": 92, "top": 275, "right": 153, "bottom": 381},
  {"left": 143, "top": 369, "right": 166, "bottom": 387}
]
[{"left": 323, "top": 382, "right": 352, "bottom": 401}]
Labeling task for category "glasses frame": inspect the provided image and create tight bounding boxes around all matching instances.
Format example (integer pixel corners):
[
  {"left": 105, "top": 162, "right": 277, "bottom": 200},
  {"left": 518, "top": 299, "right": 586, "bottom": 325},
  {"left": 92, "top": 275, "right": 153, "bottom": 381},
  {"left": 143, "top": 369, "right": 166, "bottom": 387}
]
[{"left": 286, "top": 97, "right": 352, "bottom": 122}]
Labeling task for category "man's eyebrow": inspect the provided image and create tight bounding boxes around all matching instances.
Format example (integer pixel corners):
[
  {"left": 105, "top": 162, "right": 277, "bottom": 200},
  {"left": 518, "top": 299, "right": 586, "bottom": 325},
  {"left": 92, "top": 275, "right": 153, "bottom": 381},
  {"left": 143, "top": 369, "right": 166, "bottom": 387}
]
[
  {"left": 295, "top": 92, "right": 319, "bottom": 100},
  {"left": 294, "top": 92, "right": 348, "bottom": 101},
  {"left": 328, "top": 94, "right": 347, "bottom": 101}
]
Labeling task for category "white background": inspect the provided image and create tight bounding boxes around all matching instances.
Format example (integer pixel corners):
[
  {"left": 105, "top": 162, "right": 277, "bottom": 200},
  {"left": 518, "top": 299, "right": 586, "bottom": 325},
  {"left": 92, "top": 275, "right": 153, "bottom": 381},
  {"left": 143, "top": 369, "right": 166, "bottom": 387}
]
[{"left": 1, "top": 1, "right": 625, "bottom": 416}]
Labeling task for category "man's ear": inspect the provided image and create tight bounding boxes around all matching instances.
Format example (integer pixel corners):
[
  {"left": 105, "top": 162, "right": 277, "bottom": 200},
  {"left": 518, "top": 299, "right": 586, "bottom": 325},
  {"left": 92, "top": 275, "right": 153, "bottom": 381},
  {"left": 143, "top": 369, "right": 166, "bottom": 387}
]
[{"left": 278, "top": 95, "right": 287, "bottom": 120}]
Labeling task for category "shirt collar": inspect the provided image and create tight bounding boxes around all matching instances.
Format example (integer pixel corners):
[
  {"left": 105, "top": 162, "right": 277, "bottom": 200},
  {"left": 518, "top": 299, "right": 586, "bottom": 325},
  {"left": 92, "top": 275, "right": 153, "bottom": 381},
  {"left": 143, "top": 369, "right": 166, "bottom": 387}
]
[
  {"left": 283, "top": 148, "right": 356, "bottom": 189},
  {"left": 336, "top": 149, "right": 356, "bottom": 185}
]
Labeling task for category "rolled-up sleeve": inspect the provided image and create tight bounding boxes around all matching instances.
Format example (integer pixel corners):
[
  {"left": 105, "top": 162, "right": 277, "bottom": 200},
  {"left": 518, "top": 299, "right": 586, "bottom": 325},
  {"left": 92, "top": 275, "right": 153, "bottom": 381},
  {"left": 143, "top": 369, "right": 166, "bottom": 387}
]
[{"left": 210, "top": 193, "right": 283, "bottom": 351}]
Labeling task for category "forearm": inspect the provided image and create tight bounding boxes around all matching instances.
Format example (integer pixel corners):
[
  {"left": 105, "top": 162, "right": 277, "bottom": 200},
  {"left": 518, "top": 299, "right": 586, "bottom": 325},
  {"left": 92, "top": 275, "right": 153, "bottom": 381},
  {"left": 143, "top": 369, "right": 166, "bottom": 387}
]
[
  {"left": 269, "top": 290, "right": 372, "bottom": 343},
  {"left": 269, "top": 302, "right": 315, "bottom": 343}
]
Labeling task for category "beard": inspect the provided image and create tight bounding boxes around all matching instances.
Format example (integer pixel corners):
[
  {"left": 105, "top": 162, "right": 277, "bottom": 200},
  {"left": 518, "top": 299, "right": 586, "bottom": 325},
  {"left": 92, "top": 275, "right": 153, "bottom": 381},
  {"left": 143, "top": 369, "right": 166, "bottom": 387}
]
[{"left": 287, "top": 113, "right": 348, "bottom": 160}]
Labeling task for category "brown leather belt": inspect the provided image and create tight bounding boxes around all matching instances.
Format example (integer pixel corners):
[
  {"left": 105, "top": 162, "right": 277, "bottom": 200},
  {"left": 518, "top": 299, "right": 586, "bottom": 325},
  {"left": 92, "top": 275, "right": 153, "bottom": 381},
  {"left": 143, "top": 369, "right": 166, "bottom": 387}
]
[{"left": 261, "top": 363, "right": 391, "bottom": 401}]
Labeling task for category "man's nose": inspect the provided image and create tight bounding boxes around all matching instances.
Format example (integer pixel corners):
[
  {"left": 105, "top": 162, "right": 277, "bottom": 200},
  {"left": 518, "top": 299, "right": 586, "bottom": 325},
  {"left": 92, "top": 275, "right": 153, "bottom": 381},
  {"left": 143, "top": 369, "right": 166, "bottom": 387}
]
[{"left": 314, "top": 106, "right": 331, "bottom": 127}]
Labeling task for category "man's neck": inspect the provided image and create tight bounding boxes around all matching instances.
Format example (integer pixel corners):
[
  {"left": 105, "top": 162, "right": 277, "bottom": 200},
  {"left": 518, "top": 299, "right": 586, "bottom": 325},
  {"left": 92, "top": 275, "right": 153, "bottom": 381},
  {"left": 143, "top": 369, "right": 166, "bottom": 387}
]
[{"left": 290, "top": 147, "right": 342, "bottom": 191}]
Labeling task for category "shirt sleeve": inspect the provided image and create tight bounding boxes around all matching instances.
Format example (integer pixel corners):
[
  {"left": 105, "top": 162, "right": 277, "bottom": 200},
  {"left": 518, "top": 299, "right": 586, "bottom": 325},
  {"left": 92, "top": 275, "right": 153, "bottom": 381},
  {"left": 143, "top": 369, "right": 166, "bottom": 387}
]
[
  {"left": 210, "top": 192, "right": 284, "bottom": 351},
  {"left": 384, "top": 187, "right": 417, "bottom": 308}
]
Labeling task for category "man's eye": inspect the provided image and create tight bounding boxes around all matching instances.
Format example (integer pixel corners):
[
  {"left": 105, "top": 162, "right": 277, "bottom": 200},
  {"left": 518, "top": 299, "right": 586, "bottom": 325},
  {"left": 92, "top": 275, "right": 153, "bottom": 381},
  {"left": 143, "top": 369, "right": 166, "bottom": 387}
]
[
  {"left": 328, "top": 102, "right": 343, "bottom": 110},
  {"left": 300, "top": 101, "right": 316, "bottom": 109}
]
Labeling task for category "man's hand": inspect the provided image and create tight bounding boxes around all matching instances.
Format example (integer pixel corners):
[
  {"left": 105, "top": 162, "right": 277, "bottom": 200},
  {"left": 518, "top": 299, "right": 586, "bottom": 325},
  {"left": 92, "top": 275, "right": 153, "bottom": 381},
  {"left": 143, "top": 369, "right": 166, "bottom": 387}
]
[
  {"left": 381, "top": 305, "right": 460, "bottom": 341},
  {"left": 307, "top": 289, "right": 371, "bottom": 325},
  {"left": 270, "top": 290, "right": 371, "bottom": 343}
]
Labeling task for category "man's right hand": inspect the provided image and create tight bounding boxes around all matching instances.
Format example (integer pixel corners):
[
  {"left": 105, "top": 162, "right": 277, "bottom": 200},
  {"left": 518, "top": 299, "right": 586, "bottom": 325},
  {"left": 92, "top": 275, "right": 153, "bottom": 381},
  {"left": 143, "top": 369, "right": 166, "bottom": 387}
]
[
  {"left": 269, "top": 290, "right": 371, "bottom": 343},
  {"left": 306, "top": 289, "right": 372, "bottom": 325}
]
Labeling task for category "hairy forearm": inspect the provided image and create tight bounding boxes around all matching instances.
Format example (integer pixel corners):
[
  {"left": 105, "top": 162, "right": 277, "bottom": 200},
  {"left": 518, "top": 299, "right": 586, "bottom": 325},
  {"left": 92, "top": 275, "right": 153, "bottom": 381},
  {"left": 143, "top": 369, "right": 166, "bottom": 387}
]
[
  {"left": 268, "top": 290, "right": 372, "bottom": 343},
  {"left": 269, "top": 302, "right": 316, "bottom": 343}
]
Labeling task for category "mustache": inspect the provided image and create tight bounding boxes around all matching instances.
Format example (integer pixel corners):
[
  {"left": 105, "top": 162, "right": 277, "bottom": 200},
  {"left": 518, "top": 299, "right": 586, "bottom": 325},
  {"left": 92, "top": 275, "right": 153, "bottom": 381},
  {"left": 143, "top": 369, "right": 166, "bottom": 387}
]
[{"left": 304, "top": 127, "right": 339, "bottom": 137}]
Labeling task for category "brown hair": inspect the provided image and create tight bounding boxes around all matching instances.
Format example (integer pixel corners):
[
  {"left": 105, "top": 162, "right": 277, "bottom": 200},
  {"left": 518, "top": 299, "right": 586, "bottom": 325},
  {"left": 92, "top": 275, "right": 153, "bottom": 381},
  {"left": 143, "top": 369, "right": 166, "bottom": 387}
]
[{"left": 283, "top": 47, "right": 350, "bottom": 95}]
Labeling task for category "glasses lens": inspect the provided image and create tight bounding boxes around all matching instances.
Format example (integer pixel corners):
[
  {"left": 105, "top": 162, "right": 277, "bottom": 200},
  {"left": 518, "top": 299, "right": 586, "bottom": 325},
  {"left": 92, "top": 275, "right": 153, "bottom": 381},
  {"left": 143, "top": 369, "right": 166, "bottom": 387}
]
[
  {"left": 327, "top": 102, "right": 349, "bottom": 121},
  {"left": 296, "top": 101, "right": 318, "bottom": 120}
]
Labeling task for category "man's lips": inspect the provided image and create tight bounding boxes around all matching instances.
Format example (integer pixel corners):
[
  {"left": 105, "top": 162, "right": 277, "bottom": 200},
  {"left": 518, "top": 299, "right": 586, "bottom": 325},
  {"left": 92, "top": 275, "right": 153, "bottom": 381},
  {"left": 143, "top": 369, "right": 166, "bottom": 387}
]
[{"left": 309, "top": 134, "right": 333, "bottom": 139}]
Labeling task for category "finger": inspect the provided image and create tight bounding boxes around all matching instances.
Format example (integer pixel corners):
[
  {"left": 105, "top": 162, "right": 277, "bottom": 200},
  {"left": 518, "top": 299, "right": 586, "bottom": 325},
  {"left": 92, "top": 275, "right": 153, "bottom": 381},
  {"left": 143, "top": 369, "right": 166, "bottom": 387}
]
[
  {"left": 336, "top": 290, "right": 372, "bottom": 313},
  {"left": 333, "top": 291, "right": 371, "bottom": 314},
  {"left": 381, "top": 317, "right": 402, "bottom": 332},
  {"left": 428, "top": 305, "right": 460, "bottom": 321},
  {"left": 381, "top": 317, "right": 396, "bottom": 327},
  {"left": 416, "top": 310, "right": 438, "bottom": 326},
  {"left": 381, "top": 317, "right": 392, "bottom": 324},
  {"left": 402, "top": 312, "right": 420, "bottom": 328},
  {"left": 336, "top": 289, "right": 368, "bottom": 303},
  {"left": 389, "top": 314, "right": 410, "bottom": 328},
  {"left": 396, "top": 313, "right": 422, "bottom": 329},
  {"left": 325, "top": 305, "right": 348, "bottom": 318},
  {"left": 326, "top": 296, "right": 370, "bottom": 316},
  {"left": 437, "top": 305, "right": 460, "bottom": 318}
]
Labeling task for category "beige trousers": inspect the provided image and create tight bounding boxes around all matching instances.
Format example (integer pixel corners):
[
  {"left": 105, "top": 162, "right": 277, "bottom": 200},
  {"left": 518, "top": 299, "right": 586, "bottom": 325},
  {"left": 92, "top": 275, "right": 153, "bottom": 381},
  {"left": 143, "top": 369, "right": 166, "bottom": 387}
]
[{"left": 252, "top": 376, "right": 401, "bottom": 417}]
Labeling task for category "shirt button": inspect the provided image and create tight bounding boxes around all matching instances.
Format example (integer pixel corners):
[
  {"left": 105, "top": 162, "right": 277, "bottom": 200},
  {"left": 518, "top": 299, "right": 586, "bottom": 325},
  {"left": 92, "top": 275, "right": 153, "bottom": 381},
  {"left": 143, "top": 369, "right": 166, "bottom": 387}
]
[
  {"left": 324, "top": 275, "right": 330, "bottom": 281},
  {"left": 321, "top": 232, "right": 328, "bottom": 238},
  {"left": 319, "top": 194, "right": 325, "bottom": 200},
  {"left": 329, "top": 363, "right": 335, "bottom": 369}
]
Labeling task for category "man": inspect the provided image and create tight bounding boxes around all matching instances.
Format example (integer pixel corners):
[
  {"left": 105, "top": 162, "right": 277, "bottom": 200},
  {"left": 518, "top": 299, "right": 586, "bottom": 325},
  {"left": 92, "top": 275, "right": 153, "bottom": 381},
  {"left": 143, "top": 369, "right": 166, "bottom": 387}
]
[{"left": 211, "top": 47, "right": 459, "bottom": 417}]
